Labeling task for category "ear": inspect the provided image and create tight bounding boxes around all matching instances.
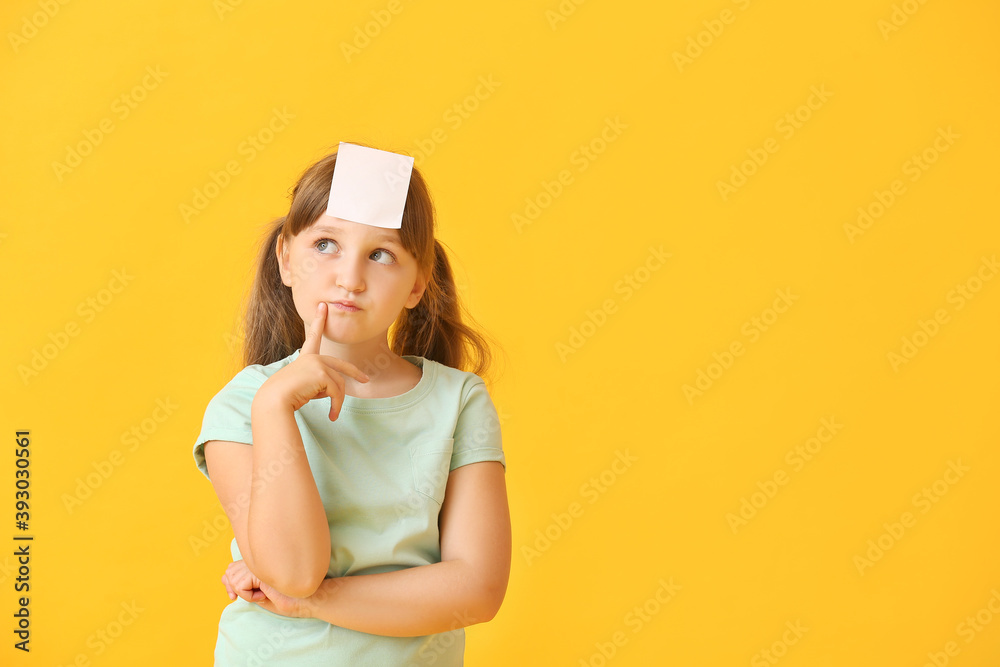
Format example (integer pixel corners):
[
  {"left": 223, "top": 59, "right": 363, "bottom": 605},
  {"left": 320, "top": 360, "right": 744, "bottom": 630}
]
[
  {"left": 275, "top": 233, "right": 292, "bottom": 287},
  {"left": 405, "top": 268, "right": 429, "bottom": 309}
]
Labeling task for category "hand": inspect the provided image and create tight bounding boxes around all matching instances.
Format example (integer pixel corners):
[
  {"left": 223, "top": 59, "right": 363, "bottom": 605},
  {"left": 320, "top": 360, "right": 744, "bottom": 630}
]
[
  {"left": 221, "top": 560, "right": 311, "bottom": 618},
  {"left": 221, "top": 559, "right": 267, "bottom": 603},
  {"left": 257, "top": 302, "right": 369, "bottom": 420},
  {"left": 253, "top": 579, "right": 312, "bottom": 618}
]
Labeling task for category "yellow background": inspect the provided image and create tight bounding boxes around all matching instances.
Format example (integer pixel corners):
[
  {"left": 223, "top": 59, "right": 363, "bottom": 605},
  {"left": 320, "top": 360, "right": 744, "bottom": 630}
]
[{"left": 2, "top": 0, "right": 998, "bottom": 664}]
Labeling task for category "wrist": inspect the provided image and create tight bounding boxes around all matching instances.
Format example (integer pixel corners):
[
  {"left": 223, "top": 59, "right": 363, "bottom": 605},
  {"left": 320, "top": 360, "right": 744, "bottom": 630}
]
[
  {"left": 298, "top": 590, "right": 320, "bottom": 619},
  {"left": 296, "top": 596, "right": 314, "bottom": 619},
  {"left": 301, "top": 577, "right": 339, "bottom": 619},
  {"left": 252, "top": 381, "right": 296, "bottom": 414}
]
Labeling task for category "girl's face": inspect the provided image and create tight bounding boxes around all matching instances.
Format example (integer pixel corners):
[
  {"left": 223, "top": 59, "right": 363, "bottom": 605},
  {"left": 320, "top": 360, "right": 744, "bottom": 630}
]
[{"left": 276, "top": 215, "right": 427, "bottom": 347}]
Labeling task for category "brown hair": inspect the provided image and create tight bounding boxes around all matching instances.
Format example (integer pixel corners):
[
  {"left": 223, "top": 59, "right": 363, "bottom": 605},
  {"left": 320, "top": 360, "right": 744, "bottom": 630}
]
[{"left": 237, "top": 142, "right": 500, "bottom": 383}]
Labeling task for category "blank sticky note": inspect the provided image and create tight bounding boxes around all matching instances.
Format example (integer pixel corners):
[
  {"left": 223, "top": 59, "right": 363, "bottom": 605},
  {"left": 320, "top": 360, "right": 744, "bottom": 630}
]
[{"left": 326, "top": 142, "right": 415, "bottom": 229}]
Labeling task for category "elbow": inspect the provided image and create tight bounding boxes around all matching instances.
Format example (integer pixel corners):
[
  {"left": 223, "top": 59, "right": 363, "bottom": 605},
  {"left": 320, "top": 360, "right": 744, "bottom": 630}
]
[
  {"left": 482, "top": 582, "right": 507, "bottom": 622},
  {"left": 250, "top": 549, "right": 328, "bottom": 599},
  {"left": 466, "top": 577, "right": 508, "bottom": 625},
  {"left": 247, "top": 530, "right": 330, "bottom": 598},
  {"left": 450, "top": 557, "right": 509, "bottom": 626},
  {"left": 280, "top": 576, "right": 326, "bottom": 600},
  {"left": 260, "top": 566, "right": 327, "bottom": 599}
]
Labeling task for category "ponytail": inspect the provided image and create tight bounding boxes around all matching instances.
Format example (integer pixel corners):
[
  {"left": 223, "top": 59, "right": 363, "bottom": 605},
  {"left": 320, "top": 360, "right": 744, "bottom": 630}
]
[
  {"left": 390, "top": 239, "right": 498, "bottom": 383},
  {"left": 240, "top": 216, "right": 305, "bottom": 368}
]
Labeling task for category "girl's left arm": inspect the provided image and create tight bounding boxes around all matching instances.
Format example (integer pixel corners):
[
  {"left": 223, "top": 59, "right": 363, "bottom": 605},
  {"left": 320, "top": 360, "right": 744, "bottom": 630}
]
[{"left": 260, "top": 460, "right": 511, "bottom": 637}]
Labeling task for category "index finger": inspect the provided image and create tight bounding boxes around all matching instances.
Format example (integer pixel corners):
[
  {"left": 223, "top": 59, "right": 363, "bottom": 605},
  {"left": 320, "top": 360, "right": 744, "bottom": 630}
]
[
  {"left": 322, "top": 356, "right": 370, "bottom": 384},
  {"left": 301, "top": 302, "right": 327, "bottom": 355}
]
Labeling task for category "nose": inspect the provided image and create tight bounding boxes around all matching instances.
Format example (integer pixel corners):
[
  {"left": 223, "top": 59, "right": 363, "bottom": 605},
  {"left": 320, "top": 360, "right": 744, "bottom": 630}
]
[{"left": 335, "top": 254, "right": 365, "bottom": 293}]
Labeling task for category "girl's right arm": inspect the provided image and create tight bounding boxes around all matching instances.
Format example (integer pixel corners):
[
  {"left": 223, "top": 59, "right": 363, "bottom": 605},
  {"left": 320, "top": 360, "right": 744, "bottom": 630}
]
[
  {"left": 204, "top": 302, "right": 369, "bottom": 599},
  {"left": 204, "top": 406, "right": 329, "bottom": 599}
]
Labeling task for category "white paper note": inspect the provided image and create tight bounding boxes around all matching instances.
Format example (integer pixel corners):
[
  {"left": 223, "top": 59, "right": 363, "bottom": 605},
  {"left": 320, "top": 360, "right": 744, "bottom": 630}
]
[{"left": 326, "top": 142, "right": 415, "bottom": 229}]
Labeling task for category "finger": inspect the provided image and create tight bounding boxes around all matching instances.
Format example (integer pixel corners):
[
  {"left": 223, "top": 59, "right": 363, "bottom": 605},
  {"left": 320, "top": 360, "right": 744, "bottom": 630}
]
[
  {"left": 322, "top": 356, "right": 370, "bottom": 384},
  {"left": 301, "top": 302, "right": 327, "bottom": 355},
  {"left": 258, "top": 580, "right": 280, "bottom": 599}
]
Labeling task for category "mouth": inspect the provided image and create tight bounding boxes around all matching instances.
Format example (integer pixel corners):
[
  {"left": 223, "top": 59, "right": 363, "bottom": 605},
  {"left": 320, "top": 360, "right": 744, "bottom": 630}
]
[{"left": 330, "top": 300, "right": 361, "bottom": 312}]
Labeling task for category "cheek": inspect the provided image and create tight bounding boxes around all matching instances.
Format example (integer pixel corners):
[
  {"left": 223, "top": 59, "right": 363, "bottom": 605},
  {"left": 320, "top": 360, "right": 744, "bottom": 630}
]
[
  {"left": 288, "top": 253, "right": 322, "bottom": 286},
  {"left": 286, "top": 258, "right": 323, "bottom": 315},
  {"left": 286, "top": 252, "right": 328, "bottom": 299},
  {"left": 377, "top": 274, "right": 417, "bottom": 308}
]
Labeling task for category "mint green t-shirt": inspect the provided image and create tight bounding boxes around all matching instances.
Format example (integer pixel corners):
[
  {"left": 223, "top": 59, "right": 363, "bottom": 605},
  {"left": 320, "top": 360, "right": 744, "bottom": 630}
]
[{"left": 192, "top": 350, "right": 505, "bottom": 666}]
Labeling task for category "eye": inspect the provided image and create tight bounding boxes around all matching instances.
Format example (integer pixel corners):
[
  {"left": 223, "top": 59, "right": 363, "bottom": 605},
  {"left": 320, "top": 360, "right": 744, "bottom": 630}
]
[
  {"left": 314, "top": 238, "right": 339, "bottom": 254},
  {"left": 313, "top": 237, "right": 395, "bottom": 263},
  {"left": 313, "top": 239, "right": 337, "bottom": 254}
]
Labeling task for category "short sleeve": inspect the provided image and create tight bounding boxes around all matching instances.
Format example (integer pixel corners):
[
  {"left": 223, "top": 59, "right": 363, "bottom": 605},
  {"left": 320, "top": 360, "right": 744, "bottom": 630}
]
[
  {"left": 450, "top": 380, "right": 505, "bottom": 471},
  {"left": 192, "top": 368, "right": 264, "bottom": 480}
]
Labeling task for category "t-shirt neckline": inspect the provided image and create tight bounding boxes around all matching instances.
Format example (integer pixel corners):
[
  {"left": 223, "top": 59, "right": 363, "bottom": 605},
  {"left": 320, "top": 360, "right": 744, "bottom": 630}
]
[{"left": 287, "top": 350, "right": 435, "bottom": 412}]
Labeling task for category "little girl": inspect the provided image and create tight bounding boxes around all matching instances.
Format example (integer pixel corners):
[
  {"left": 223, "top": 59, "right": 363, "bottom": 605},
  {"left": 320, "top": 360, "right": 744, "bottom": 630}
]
[{"left": 192, "top": 142, "right": 511, "bottom": 666}]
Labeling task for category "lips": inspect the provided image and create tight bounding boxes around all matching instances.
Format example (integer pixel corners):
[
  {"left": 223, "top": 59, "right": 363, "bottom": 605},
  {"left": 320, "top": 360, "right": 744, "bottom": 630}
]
[{"left": 330, "top": 300, "right": 360, "bottom": 312}]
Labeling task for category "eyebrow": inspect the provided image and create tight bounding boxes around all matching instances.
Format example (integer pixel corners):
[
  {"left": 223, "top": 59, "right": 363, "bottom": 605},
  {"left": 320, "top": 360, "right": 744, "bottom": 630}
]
[{"left": 308, "top": 225, "right": 401, "bottom": 246}]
